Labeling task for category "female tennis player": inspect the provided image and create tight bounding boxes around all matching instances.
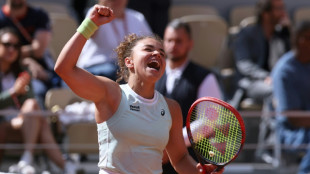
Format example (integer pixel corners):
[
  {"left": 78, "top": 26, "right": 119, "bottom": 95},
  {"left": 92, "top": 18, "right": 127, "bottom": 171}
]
[{"left": 54, "top": 4, "right": 224, "bottom": 174}]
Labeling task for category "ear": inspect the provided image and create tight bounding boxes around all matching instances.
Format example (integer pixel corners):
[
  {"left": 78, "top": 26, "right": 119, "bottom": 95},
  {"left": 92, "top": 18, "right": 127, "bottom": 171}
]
[{"left": 125, "top": 57, "right": 134, "bottom": 68}]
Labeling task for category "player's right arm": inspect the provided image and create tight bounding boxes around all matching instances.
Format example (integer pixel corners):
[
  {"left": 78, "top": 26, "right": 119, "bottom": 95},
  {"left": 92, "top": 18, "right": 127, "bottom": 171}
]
[
  {"left": 54, "top": 5, "right": 120, "bottom": 123},
  {"left": 54, "top": 5, "right": 117, "bottom": 103}
]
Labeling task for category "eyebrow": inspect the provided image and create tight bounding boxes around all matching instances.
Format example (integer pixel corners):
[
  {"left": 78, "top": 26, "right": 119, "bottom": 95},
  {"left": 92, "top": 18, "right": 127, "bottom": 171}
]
[{"left": 144, "top": 44, "right": 165, "bottom": 54}]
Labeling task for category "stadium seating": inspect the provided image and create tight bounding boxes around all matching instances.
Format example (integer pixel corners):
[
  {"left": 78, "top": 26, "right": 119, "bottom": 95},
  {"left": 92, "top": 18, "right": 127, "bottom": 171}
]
[
  {"left": 169, "top": 4, "right": 218, "bottom": 21},
  {"left": 179, "top": 14, "right": 228, "bottom": 70}
]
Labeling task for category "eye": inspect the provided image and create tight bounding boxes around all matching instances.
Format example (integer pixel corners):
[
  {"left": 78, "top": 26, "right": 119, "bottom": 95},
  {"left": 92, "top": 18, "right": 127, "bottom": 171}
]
[
  {"left": 144, "top": 48, "right": 153, "bottom": 52},
  {"left": 160, "top": 52, "right": 166, "bottom": 57}
]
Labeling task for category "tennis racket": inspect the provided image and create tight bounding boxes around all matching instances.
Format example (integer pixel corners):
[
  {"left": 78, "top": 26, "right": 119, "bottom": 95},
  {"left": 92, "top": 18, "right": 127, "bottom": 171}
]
[{"left": 186, "top": 97, "right": 245, "bottom": 172}]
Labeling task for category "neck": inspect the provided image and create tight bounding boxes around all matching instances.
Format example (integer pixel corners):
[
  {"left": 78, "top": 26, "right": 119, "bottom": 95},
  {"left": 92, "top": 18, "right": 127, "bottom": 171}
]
[{"left": 127, "top": 78, "right": 155, "bottom": 99}]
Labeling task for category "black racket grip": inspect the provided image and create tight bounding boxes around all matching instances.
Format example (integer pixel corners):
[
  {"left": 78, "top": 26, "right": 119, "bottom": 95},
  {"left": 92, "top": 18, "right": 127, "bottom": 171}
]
[{"left": 213, "top": 166, "right": 224, "bottom": 173}]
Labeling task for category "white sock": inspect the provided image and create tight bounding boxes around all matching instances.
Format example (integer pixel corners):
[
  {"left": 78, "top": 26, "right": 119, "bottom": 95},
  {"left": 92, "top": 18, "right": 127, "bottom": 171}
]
[{"left": 19, "top": 150, "right": 33, "bottom": 166}]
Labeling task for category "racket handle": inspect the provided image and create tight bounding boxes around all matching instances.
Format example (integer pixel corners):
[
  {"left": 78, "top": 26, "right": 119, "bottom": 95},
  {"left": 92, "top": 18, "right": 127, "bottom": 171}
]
[
  {"left": 198, "top": 163, "right": 223, "bottom": 174},
  {"left": 214, "top": 166, "right": 223, "bottom": 173}
]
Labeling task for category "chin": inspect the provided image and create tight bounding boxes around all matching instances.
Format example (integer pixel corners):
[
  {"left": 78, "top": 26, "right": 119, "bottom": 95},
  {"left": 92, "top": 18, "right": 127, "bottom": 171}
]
[{"left": 147, "top": 74, "right": 162, "bottom": 83}]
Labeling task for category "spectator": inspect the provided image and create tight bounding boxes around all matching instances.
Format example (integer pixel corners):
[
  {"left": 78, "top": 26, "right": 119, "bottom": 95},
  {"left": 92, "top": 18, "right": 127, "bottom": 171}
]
[
  {"left": 0, "top": 0, "right": 61, "bottom": 108},
  {"left": 0, "top": 27, "right": 71, "bottom": 174},
  {"left": 127, "top": 0, "right": 171, "bottom": 38},
  {"left": 232, "top": 0, "right": 291, "bottom": 108},
  {"left": 232, "top": 0, "right": 292, "bottom": 163},
  {"left": 272, "top": 20, "right": 310, "bottom": 174},
  {"left": 155, "top": 19, "right": 223, "bottom": 174},
  {"left": 77, "top": 0, "right": 152, "bottom": 81}
]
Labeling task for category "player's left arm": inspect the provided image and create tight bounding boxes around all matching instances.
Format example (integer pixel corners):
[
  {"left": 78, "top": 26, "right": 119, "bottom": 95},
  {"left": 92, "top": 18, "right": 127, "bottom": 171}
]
[
  {"left": 164, "top": 98, "right": 199, "bottom": 173},
  {"left": 165, "top": 98, "right": 225, "bottom": 174}
]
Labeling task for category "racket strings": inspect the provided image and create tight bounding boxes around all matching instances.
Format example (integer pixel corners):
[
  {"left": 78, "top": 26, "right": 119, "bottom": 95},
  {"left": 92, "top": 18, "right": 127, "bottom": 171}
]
[{"left": 189, "top": 101, "right": 243, "bottom": 164}]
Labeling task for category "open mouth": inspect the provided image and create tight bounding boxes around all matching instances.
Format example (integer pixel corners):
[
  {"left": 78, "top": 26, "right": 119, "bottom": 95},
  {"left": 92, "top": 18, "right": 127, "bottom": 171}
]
[{"left": 147, "top": 60, "right": 160, "bottom": 71}]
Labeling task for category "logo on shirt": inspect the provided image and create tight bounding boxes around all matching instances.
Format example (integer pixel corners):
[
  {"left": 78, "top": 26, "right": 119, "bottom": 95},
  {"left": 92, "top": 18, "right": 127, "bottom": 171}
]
[
  {"left": 130, "top": 105, "right": 140, "bottom": 111},
  {"left": 161, "top": 109, "right": 165, "bottom": 116}
]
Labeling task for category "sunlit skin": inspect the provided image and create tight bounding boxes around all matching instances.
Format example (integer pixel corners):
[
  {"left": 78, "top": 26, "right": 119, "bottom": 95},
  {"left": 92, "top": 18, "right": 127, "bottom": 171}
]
[{"left": 127, "top": 38, "right": 166, "bottom": 91}]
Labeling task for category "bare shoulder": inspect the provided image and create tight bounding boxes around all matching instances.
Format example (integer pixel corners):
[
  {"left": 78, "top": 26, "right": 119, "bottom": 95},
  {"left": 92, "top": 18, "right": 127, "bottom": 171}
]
[
  {"left": 165, "top": 97, "right": 180, "bottom": 110},
  {"left": 93, "top": 76, "right": 122, "bottom": 109},
  {"left": 95, "top": 76, "right": 121, "bottom": 100},
  {"left": 164, "top": 97, "right": 182, "bottom": 121},
  {"left": 93, "top": 76, "right": 122, "bottom": 122}
]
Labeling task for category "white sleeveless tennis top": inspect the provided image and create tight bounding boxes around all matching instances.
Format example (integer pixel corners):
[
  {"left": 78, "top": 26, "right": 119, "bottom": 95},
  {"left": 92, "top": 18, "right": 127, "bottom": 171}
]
[{"left": 97, "top": 84, "right": 172, "bottom": 174}]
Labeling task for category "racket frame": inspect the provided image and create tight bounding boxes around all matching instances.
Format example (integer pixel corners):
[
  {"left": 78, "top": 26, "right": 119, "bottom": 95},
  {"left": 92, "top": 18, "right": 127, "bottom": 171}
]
[{"left": 186, "top": 97, "right": 246, "bottom": 168}]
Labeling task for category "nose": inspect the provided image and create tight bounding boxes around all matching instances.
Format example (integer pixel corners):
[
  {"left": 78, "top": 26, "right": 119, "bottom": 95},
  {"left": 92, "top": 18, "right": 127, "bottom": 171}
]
[{"left": 152, "top": 50, "right": 161, "bottom": 58}]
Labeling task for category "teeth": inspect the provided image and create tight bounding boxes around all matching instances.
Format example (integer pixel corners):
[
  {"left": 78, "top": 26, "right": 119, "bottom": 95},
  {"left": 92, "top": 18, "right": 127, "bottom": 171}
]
[
  {"left": 150, "top": 59, "right": 159, "bottom": 64},
  {"left": 147, "top": 59, "right": 160, "bottom": 70}
]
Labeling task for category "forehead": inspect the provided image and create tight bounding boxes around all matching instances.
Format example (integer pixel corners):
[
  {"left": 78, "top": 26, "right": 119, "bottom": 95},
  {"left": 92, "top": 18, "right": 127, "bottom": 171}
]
[{"left": 135, "top": 38, "right": 163, "bottom": 49}]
